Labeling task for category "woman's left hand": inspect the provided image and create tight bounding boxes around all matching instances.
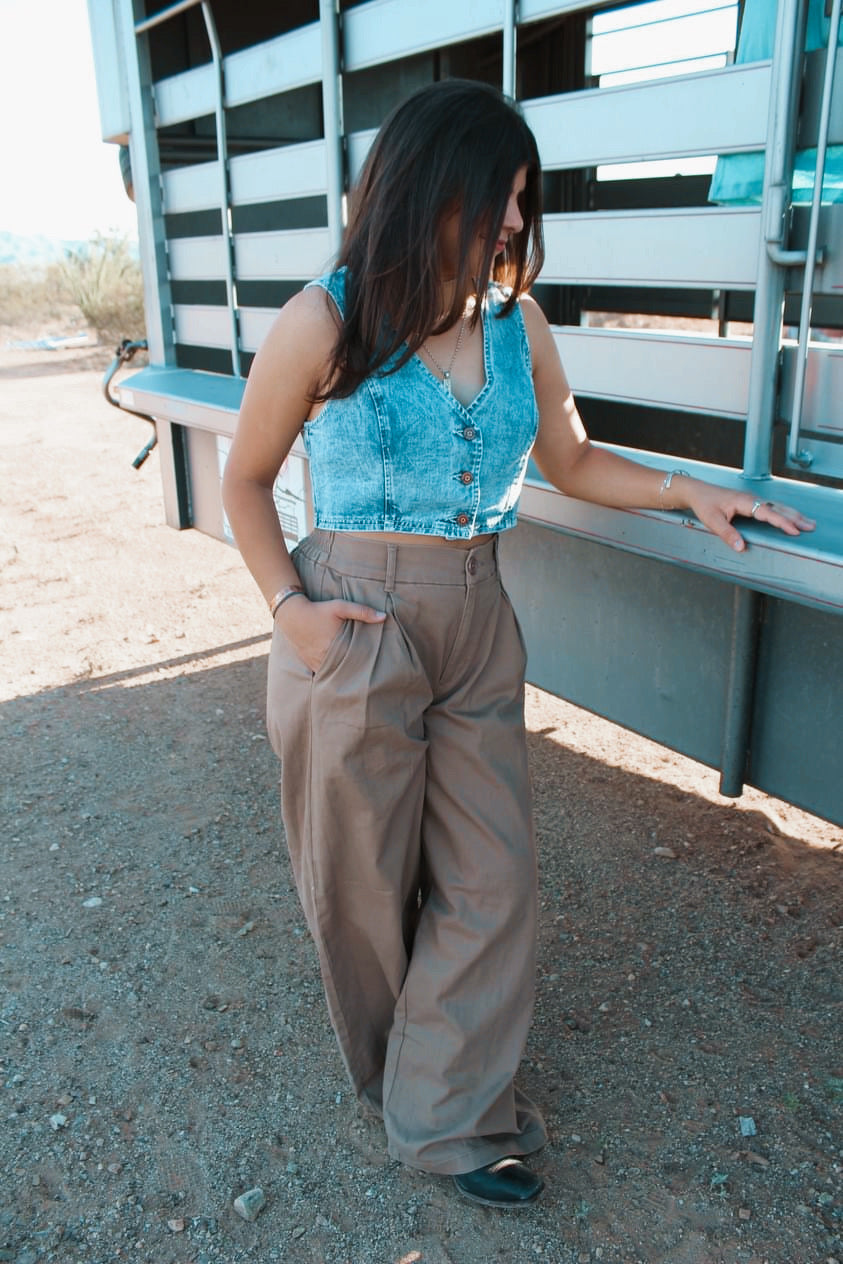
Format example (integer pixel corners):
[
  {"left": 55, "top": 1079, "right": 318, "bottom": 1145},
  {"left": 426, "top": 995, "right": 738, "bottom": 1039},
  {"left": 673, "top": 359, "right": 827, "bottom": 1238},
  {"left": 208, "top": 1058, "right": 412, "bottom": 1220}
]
[{"left": 683, "top": 480, "right": 816, "bottom": 553}]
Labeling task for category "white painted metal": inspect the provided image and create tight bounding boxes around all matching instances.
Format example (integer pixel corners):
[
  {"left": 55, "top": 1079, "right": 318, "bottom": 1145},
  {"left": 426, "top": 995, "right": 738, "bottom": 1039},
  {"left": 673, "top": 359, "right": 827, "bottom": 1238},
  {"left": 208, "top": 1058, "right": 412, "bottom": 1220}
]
[
  {"left": 348, "top": 129, "right": 378, "bottom": 184},
  {"left": 320, "top": 0, "right": 345, "bottom": 259},
  {"left": 555, "top": 328, "right": 751, "bottom": 418},
  {"left": 742, "top": 0, "right": 805, "bottom": 480},
  {"left": 86, "top": 0, "right": 130, "bottom": 141},
  {"left": 780, "top": 344, "right": 843, "bottom": 436},
  {"left": 519, "top": 454, "right": 843, "bottom": 613},
  {"left": 343, "top": 0, "right": 504, "bottom": 71},
  {"left": 223, "top": 23, "right": 322, "bottom": 106},
  {"left": 163, "top": 141, "right": 328, "bottom": 215},
  {"left": 163, "top": 161, "right": 219, "bottom": 214},
  {"left": 168, "top": 236, "right": 228, "bottom": 281},
  {"left": 239, "top": 308, "right": 277, "bottom": 353},
  {"left": 541, "top": 207, "right": 761, "bottom": 289},
  {"left": 787, "top": 0, "right": 842, "bottom": 467},
  {"left": 524, "top": 64, "right": 771, "bottom": 171},
  {"left": 154, "top": 63, "right": 216, "bottom": 129},
  {"left": 174, "top": 304, "right": 232, "bottom": 349},
  {"left": 234, "top": 228, "right": 334, "bottom": 280},
  {"left": 169, "top": 229, "right": 332, "bottom": 281},
  {"left": 153, "top": 22, "right": 321, "bottom": 128},
  {"left": 519, "top": 0, "right": 617, "bottom": 20}
]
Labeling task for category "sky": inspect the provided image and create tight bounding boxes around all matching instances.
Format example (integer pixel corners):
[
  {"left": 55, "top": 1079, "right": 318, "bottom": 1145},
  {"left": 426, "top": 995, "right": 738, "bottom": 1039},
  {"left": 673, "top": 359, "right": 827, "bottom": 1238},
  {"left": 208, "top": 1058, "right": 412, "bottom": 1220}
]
[{"left": 0, "top": 0, "right": 138, "bottom": 241}]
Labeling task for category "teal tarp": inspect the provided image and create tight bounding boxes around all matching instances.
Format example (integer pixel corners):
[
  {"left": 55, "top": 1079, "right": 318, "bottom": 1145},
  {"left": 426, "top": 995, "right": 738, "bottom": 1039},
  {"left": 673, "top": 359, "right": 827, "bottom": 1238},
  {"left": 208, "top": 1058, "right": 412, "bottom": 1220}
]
[{"left": 709, "top": 0, "right": 843, "bottom": 205}]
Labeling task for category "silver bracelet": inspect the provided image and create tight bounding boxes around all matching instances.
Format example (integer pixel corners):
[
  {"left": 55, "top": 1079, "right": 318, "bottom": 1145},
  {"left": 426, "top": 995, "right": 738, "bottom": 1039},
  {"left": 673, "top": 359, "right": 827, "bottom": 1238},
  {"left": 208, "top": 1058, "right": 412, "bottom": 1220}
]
[{"left": 659, "top": 468, "right": 690, "bottom": 511}]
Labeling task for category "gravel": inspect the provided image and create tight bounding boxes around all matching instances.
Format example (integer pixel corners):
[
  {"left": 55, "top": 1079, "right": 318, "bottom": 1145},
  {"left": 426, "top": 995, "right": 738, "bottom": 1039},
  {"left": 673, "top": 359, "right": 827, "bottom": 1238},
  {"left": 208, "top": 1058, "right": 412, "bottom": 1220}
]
[{"left": 1, "top": 337, "right": 841, "bottom": 1263}]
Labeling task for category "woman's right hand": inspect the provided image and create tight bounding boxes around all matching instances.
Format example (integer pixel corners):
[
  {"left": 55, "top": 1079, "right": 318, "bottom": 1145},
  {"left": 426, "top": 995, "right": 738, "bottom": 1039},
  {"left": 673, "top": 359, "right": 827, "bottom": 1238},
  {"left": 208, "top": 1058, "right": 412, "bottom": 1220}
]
[{"left": 275, "top": 595, "right": 387, "bottom": 674}]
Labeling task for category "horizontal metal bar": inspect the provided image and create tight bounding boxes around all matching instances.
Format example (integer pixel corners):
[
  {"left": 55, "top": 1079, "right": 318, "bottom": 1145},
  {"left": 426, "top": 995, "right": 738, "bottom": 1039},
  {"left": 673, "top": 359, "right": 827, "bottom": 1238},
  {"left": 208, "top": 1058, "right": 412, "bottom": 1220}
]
[
  {"left": 153, "top": 22, "right": 322, "bottom": 127},
  {"left": 520, "top": 451, "right": 843, "bottom": 614},
  {"left": 167, "top": 228, "right": 332, "bottom": 281},
  {"left": 239, "top": 307, "right": 276, "bottom": 353},
  {"left": 135, "top": 0, "right": 202, "bottom": 35},
  {"left": 519, "top": 0, "right": 619, "bottom": 20},
  {"left": 524, "top": 63, "right": 771, "bottom": 171},
  {"left": 234, "top": 228, "right": 333, "bottom": 280},
  {"left": 348, "top": 129, "right": 378, "bottom": 185},
  {"left": 541, "top": 206, "right": 760, "bottom": 289},
  {"left": 162, "top": 139, "right": 328, "bottom": 214},
  {"left": 343, "top": 0, "right": 504, "bottom": 71},
  {"left": 555, "top": 326, "right": 751, "bottom": 418}
]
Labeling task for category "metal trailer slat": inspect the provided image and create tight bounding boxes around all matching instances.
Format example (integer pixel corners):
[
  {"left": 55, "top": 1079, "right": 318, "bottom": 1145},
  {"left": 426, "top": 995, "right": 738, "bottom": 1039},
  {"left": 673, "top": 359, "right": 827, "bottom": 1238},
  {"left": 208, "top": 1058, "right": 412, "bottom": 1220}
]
[
  {"left": 239, "top": 308, "right": 277, "bottom": 354},
  {"left": 173, "top": 305, "right": 232, "bottom": 349},
  {"left": 168, "top": 228, "right": 332, "bottom": 282},
  {"left": 342, "top": 0, "right": 505, "bottom": 71},
  {"left": 168, "top": 236, "right": 228, "bottom": 281},
  {"left": 524, "top": 63, "right": 771, "bottom": 170},
  {"left": 153, "top": 21, "right": 321, "bottom": 128},
  {"left": 780, "top": 344, "right": 843, "bottom": 437},
  {"left": 519, "top": 460, "right": 843, "bottom": 614},
  {"left": 555, "top": 328, "right": 751, "bottom": 418},
  {"left": 519, "top": 0, "right": 618, "bottom": 19},
  {"left": 348, "top": 129, "right": 378, "bottom": 184},
  {"left": 234, "top": 228, "right": 333, "bottom": 280},
  {"left": 162, "top": 139, "right": 328, "bottom": 214},
  {"left": 542, "top": 206, "right": 760, "bottom": 289}
]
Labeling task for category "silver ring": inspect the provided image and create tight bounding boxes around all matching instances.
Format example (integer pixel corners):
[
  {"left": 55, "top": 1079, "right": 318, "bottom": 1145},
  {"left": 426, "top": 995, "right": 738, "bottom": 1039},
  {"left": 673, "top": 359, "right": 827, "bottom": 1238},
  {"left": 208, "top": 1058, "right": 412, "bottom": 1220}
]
[{"left": 750, "top": 499, "right": 763, "bottom": 518}]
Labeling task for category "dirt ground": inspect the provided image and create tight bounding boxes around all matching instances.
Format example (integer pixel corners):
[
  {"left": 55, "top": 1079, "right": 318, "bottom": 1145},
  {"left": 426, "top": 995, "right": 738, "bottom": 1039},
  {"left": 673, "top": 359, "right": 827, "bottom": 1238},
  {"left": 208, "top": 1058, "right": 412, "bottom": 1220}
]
[{"left": 1, "top": 333, "right": 841, "bottom": 1264}]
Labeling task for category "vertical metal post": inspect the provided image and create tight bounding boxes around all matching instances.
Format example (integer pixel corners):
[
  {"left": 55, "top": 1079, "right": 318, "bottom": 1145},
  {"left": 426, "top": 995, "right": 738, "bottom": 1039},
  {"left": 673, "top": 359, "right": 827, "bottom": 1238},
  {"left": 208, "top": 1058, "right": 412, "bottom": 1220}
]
[
  {"left": 786, "top": 0, "right": 842, "bottom": 467},
  {"left": 719, "top": 587, "right": 764, "bottom": 797},
  {"left": 201, "top": 1, "right": 241, "bottom": 377},
  {"left": 120, "top": 0, "right": 175, "bottom": 368},
  {"left": 741, "top": 0, "right": 808, "bottom": 480},
  {"left": 320, "top": 0, "right": 345, "bottom": 260},
  {"left": 503, "top": 0, "right": 517, "bottom": 98},
  {"left": 121, "top": 0, "right": 191, "bottom": 529}
]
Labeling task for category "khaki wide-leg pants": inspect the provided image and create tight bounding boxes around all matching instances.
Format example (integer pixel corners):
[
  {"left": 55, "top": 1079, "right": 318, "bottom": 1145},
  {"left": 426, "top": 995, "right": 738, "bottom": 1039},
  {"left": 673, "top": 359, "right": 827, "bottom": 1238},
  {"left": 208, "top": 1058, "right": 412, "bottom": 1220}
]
[{"left": 266, "top": 529, "right": 546, "bottom": 1175}]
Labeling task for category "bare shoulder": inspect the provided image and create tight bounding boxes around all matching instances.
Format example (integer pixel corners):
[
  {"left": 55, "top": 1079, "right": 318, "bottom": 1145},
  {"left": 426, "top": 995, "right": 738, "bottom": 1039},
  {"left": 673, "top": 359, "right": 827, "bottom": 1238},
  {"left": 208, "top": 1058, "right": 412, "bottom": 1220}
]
[
  {"left": 519, "top": 292, "right": 558, "bottom": 375},
  {"left": 519, "top": 292, "right": 552, "bottom": 339},
  {"left": 259, "top": 283, "right": 340, "bottom": 361}
]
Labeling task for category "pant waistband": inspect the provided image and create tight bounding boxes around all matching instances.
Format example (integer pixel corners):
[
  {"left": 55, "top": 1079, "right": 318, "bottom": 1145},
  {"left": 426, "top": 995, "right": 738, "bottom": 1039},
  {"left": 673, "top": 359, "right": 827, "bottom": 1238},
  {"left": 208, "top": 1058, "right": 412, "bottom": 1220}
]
[{"left": 296, "top": 530, "right": 499, "bottom": 590}]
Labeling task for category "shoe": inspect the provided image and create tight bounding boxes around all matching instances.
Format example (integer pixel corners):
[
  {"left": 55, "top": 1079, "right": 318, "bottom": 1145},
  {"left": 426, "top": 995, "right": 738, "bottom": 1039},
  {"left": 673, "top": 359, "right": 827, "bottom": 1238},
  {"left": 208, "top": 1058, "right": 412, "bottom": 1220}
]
[{"left": 453, "top": 1157, "right": 544, "bottom": 1208}]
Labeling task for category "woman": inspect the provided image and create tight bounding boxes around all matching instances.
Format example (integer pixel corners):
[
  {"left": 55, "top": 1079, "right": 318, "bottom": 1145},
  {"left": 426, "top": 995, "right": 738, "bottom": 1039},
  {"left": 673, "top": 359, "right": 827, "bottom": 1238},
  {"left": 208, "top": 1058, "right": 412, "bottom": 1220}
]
[{"left": 222, "top": 79, "right": 814, "bottom": 1209}]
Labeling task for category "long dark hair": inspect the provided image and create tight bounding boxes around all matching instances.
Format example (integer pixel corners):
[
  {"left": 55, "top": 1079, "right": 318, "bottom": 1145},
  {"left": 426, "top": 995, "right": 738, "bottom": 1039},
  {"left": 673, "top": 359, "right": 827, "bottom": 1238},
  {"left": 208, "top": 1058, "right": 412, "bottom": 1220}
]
[{"left": 320, "top": 78, "right": 544, "bottom": 400}]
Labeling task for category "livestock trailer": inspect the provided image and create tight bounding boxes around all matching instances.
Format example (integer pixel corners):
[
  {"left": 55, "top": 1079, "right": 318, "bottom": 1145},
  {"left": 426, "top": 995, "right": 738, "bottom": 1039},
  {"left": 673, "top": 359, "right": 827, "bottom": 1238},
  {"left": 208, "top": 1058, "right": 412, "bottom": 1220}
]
[{"left": 87, "top": 0, "right": 843, "bottom": 823}]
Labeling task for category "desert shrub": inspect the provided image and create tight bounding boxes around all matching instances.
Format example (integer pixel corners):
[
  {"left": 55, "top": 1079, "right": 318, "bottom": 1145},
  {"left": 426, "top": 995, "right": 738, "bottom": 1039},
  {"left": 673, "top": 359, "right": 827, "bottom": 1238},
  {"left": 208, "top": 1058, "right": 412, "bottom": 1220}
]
[
  {"left": 0, "top": 261, "right": 73, "bottom": 329},
  {"left": 59, "top": 234, "right": 146, "bottom": 343}
]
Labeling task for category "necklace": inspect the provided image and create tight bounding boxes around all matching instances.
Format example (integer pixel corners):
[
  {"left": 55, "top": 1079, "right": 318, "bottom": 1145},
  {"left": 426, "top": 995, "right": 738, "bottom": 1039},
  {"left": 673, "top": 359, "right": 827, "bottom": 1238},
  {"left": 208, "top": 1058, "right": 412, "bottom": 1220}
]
[{"left": 422, "top": 311, "right": 468, "bottom": 396}]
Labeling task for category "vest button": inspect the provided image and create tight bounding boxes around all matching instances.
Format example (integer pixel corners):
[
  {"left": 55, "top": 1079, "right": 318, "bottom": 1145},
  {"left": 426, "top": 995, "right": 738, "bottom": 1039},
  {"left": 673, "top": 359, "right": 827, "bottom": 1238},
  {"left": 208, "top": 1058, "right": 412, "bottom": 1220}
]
[
  {"left": 462, "top": 426, "right": 476, "bottom": 440},
  {"left": 455, "top": 513, "right": 470, "bottom": 527},
  {"left": 459, "top": 471, "right": 473, "bottom": 485}
]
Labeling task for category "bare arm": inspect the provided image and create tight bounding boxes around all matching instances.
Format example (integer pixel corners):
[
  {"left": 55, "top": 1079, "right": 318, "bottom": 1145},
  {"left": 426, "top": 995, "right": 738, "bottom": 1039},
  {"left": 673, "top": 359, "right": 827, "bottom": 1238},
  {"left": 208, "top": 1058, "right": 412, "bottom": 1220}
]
[
  {"left": 522, "top": 296, "right": 815, "bottom": 552},
  {"left": 222, "top": 286, "right": 385, "bottom": 669}
]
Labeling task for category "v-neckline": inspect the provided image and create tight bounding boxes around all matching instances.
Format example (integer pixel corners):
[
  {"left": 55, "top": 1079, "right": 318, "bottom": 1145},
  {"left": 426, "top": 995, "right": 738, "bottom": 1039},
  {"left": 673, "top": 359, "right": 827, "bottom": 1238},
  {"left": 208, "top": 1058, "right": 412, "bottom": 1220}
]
[{"left": 414, "top": 307, "right": 491, "bottom": 413}]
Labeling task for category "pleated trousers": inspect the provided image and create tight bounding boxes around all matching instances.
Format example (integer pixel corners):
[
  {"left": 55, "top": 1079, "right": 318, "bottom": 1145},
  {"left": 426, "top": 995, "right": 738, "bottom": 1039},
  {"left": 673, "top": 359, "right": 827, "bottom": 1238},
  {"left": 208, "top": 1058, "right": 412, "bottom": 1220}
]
[{"left": 266, "top": 529, "right": 546, "bottom": 1174}]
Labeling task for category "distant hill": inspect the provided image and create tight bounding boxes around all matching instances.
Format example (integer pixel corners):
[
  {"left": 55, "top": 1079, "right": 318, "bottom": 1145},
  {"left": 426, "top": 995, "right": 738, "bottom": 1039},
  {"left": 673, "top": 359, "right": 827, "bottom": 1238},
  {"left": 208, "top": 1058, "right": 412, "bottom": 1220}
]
[{"left": 0, "top": 232, "right": 99, "bottom": 267}]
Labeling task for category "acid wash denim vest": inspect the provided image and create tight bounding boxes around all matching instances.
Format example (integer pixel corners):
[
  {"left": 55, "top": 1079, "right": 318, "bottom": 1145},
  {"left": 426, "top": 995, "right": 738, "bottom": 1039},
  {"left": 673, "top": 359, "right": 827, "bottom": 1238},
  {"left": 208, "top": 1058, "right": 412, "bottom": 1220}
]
[{"left": 302, "top": 268, "right": 540, "bottom": 539}]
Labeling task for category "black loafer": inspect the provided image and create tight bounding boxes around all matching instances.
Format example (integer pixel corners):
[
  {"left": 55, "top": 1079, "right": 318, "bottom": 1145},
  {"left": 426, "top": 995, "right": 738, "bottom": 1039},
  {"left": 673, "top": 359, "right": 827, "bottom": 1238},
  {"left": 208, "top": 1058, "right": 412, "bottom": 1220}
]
[{"left": 453, "top": 1157, "right": 544, "bottom": 1208}]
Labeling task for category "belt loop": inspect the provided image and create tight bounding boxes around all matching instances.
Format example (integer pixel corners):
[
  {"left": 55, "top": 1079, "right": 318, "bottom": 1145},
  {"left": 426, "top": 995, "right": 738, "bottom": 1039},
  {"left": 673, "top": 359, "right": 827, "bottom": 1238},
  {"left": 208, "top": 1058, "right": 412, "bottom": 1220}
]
[{"left": 384, "top": 543, "right": 398, "bottom": 592}]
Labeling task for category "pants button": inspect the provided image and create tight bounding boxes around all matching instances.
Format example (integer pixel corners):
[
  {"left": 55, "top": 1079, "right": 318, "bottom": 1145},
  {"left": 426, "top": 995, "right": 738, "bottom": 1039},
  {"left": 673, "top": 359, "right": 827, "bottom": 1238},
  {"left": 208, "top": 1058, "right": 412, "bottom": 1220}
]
[{"left": 466, "top": 557, "right": 477, "bottom": 575}]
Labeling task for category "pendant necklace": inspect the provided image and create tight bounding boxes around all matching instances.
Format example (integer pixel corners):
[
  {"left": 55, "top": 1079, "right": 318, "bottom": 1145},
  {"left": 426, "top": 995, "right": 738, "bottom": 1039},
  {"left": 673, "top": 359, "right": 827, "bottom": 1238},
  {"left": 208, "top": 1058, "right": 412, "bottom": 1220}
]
[{"left": 422, "top": 311, "right": 468, "bottom": 396}]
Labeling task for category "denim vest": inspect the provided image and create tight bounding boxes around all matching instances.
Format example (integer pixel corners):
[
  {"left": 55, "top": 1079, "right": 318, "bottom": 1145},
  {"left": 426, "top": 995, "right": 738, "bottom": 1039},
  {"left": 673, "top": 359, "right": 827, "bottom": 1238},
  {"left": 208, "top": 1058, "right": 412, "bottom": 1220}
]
[{"left": 302, "top": 268, "right": 539, "bottom": 539}]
